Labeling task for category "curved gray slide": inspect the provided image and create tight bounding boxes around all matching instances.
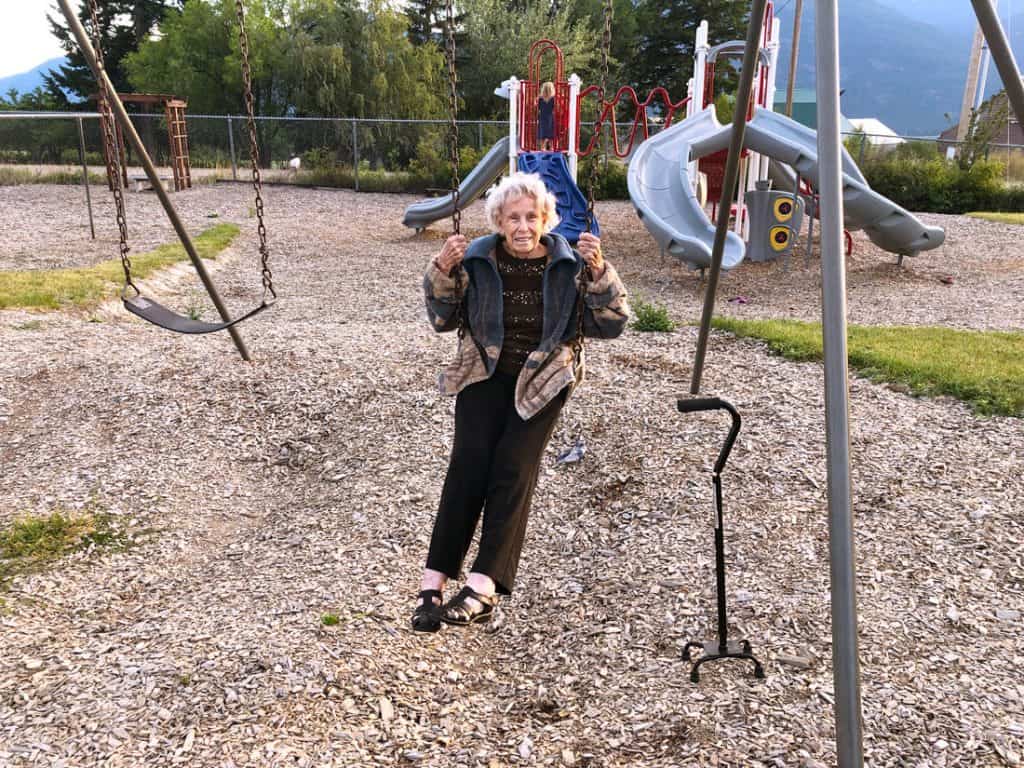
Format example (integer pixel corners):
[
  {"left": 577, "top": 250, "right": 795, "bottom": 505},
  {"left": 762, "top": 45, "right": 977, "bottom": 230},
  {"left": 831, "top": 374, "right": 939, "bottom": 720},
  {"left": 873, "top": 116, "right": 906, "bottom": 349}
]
[
  {"left": 402, "top": 136, "right": 509, "bottom": 230},
  {"left": 627, "top": 107, "right": 746, "bottom": 270},
  {"left": 691, "top": 108, "right": 945, "bottom": 256}
]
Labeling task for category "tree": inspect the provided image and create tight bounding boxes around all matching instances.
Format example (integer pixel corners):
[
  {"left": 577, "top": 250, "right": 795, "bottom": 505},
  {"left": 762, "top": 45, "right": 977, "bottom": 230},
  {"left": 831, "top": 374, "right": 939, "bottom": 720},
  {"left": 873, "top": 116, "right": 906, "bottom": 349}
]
[
  {"left": 959, "top": 91, "right": 1011, "bottom": 170},
  {"left": 44, "top": 0, "right": 183, "bottom": 106},
  {"left": 457, "top": 0, "right": 599, "bottom": 118},
  {"left": 566, "top": 0, "right": 639, "bottom": 92},
  {"left": 628, "top": 0, "right": 748, "bottom": 103}
]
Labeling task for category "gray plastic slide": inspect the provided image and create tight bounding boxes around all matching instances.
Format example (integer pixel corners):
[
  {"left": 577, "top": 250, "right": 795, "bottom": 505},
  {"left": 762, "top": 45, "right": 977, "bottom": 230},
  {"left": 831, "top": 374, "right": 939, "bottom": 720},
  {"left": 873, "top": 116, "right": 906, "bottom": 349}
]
[
  {"left": 691, "top": 108, "right": 945, "bottom": 256},
  {"left": 628, "top": 106, "right": 944, "bottom": 269},
  {"left": 627, "top": 107, "right": 746, "bottom": 269},
  {"left": 402, "top": 137, "right": 509, "bottom": 230}
]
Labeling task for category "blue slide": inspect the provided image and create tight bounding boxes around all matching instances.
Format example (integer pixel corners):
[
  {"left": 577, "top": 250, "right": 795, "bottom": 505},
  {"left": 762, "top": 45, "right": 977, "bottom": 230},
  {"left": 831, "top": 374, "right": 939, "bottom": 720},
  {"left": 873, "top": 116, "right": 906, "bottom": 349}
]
[{"left": 517, "top": 152, "right": 598, "bottom": 244}]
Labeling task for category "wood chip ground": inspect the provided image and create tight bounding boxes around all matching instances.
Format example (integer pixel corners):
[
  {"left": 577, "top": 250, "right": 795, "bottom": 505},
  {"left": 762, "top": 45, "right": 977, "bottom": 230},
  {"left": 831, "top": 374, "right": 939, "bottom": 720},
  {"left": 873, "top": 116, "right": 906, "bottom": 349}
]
[{"left": 0, "top": 183, "right": 1022, "bottom": 767}]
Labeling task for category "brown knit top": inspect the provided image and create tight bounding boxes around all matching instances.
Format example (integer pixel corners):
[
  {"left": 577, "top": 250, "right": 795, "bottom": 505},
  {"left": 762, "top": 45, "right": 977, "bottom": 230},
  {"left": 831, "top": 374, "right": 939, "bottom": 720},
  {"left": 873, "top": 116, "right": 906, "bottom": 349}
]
[{"left": 495, "top": 240, "right": 547, "bottom": 375}]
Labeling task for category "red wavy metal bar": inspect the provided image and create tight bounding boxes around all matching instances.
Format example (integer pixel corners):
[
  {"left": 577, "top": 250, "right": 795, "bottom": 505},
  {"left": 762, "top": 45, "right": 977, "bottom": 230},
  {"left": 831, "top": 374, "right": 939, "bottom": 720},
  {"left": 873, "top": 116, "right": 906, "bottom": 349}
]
[{"left": 576, "top": 85, "right": 690, "bottom": 158}]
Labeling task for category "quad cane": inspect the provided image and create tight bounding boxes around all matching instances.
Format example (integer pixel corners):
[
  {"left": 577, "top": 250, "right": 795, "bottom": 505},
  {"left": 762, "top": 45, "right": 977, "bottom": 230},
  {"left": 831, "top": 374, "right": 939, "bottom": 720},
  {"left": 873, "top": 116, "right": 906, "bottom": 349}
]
[{"left": 678, "top": 397, "right": 765, "bottom": 683}]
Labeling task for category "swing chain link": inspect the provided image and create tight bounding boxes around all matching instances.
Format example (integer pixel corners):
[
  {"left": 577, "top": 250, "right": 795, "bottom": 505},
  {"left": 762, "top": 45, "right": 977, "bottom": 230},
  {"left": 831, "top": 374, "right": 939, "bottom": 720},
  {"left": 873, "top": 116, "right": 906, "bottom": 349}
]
[
  {"left": 88, "top": 0, "right": 136, "bottom": 296},
  {"left": 445, "top": 0, "right": 465, "bottom": 338},
  {"left": 235, "top": 0, "right": 275, "bottom": 301},
  {"left": 577, "top": 0, "right": 614, "bottom": 361}
]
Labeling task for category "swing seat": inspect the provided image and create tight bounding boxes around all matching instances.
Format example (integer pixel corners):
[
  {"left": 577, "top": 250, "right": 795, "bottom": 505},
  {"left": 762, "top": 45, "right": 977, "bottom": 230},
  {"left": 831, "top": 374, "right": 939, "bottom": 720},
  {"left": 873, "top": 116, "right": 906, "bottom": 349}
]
[{"left": 123, "top": 294, "right": 271, "bottom": 335}]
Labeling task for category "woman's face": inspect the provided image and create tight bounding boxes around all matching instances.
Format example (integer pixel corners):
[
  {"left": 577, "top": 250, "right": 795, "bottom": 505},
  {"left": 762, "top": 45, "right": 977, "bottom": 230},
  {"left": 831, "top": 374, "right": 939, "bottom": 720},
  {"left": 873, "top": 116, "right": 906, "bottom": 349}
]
[{"left": 499, "top": 195, "right": 547, "bottom": 257}]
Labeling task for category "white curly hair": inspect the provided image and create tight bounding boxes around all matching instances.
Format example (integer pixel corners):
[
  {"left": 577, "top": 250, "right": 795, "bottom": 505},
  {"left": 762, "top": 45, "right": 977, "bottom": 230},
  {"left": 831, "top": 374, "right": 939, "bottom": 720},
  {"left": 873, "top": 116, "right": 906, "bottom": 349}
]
[{"left": 483, "top": 172, "right": 560, "bottom": 234}]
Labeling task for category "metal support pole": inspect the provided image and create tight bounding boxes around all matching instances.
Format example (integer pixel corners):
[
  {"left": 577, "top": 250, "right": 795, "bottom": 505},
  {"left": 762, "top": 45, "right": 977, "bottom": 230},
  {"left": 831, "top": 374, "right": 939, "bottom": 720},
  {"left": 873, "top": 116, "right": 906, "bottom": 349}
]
[
  {"left": 970, "top": 0, "right": 1024, "bottom": 131},
  {"left": 58, "top": 0, "right": 251, "bottom": 362},
  {"left": 478, "top": 122, "right": 483, "bottom": 150},
  {"left": 785, "top": 0, "right": 803, "bottom": 117},
  {"left": 690, "top": 0, "right": 767, "bottom": 395},
  {"left": 816, "top": 0, "right": 864, "bottom": 765},
  {"left": 227, "top": 116, "right": 237, "bottom": 180},
  {"left": 352, "top": 120, "right": 359, "bottom": 192},
  {"left": 76, "top": 116, "right": 95, "bottom": 239}
]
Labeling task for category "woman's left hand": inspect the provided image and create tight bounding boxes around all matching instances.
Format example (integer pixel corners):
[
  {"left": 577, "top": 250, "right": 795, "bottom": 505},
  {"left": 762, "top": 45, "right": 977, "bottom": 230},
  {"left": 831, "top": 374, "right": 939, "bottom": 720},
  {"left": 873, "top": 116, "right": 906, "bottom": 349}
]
[{"left": 577, "top": 233, "right": 606, "bottom": 279}]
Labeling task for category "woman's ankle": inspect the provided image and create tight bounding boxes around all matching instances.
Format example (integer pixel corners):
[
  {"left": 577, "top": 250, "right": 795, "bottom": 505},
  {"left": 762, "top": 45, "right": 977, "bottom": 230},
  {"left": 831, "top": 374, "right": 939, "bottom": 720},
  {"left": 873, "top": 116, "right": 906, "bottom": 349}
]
[
  {"left": 419, "top": 569, "right": 446, "bottom": 602},
  {"left": 466, "top": 572, "right": 496, "bottom": 598}
]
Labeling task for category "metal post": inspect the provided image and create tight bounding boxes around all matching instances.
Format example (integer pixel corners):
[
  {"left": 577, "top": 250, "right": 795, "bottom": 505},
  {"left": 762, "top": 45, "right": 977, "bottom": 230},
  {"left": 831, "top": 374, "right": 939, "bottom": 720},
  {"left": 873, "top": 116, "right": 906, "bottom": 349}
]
[
  {"left": 57, "top": 0, "right": 251, "bottom": 362},
  {"left": 227, "top": 115, "right": 237, "bottom": 180},
  {"left": 970, "top": 0, "right": 1024, "bottom": 131},
  {"left": 858, "top": 132, "right": 867, "bottom": 166},
  {"left": 352, "top": 119, "right": 359, "bottom": 192},
  {"left": 76, "top": 116, "right": 95, "bottom": 239},
  {"left": 975, "top": 3, "right": 997, "bottom": 111},
  {"left": 785, "top": 0, "right": 803, "bottom": 117},
  {"left": 478, "top": 122, "right": 483, "bottom": 150},
  {"left": 567, "top": 74, "right": 580, "bottom": 182},
  {"left": 957, "top": 25, "right": 987, "bottom": 143},
  {"left": 690, "top": 0, "right": 767, "bottom": 395},
  {"left": 816, "top": 0, "right": 864, "bottom": 765}
]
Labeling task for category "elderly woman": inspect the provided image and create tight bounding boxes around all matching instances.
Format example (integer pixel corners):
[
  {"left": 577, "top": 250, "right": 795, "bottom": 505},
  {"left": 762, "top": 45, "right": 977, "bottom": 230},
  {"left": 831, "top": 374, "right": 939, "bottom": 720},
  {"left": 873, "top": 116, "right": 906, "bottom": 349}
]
[{"left": 412, "top": 172, "right": 629, "bottom": 632}]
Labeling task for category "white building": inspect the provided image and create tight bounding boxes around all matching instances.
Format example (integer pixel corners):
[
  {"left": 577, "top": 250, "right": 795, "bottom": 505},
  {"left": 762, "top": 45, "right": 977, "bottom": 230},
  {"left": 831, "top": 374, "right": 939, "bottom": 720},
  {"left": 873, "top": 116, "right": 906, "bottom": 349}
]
[{"left": 848, "top": 118, "right": 905, "bottom": 146}]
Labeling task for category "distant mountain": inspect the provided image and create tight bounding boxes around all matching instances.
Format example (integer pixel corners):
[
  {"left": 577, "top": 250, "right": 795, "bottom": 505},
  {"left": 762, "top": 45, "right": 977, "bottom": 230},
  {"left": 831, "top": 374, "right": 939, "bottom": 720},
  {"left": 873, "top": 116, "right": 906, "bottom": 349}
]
[
  {"left": 0, "top": 57, "right": 67, "bottom": 100},
  {"left": 771, "top": 0, "right": 1024, "bottom": 135}
]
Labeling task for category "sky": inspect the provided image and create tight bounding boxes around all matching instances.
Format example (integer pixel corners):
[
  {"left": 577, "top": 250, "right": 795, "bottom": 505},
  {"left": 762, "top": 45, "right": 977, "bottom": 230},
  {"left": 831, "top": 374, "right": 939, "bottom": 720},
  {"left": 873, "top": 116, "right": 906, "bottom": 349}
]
[{"left": 0, "top": 1, "right": 68, "bottom": 79}]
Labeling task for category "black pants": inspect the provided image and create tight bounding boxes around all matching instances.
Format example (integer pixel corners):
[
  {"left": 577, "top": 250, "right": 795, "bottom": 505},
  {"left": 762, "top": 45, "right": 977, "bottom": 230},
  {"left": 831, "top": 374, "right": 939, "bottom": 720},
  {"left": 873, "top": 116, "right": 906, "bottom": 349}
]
[{"left": 426, "top": 372, "right": 566, "bottom": 595}]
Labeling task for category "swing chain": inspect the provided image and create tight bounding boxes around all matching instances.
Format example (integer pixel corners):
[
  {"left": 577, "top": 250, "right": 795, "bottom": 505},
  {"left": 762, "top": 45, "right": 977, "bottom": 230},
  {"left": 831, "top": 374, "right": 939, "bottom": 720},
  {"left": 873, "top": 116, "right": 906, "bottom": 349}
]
[
  {"left": 445, "top": 0, "right": 465, "bottom": 338},
  {"left": 88, "top": 0, "right": 136, "bottom": 296},
  {"left": 235, "top": 0, "right": 275, "bottom": 301},
  {"left": 577, "top": 0, "right": 614, "bottom": 360}
]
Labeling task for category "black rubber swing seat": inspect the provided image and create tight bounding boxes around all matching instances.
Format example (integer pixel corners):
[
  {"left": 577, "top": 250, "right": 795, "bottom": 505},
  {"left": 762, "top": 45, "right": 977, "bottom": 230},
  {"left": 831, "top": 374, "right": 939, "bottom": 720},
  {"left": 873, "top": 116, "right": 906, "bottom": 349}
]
[{"left": 123, "top": 294, "right": 271, "bottom": 335}]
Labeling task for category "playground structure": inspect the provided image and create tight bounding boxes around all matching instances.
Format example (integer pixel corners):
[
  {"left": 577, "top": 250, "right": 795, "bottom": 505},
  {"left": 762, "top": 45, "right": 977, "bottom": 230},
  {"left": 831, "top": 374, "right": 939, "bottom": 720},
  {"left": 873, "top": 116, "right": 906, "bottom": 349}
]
[
  {"left": 96, "top": 92, "right": 193, "bottom": 193},
  {"left": 403, "top": 40, "right": 611, "bottom": 243},
  {"left": 404, "top": 5, "right": 946, "bottom": 271},
  {"left": 628, "top": 3, "right": 946, "bottom": 271}
]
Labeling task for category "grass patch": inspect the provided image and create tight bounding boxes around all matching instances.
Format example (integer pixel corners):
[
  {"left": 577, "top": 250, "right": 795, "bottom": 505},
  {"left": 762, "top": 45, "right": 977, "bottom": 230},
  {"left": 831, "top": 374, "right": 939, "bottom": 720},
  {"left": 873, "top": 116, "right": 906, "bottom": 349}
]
[
  {"left": 13, "top": 320, "right": 43, "bottom": 330},
  {"left": 0, "top": 509, "right": 133, "bottom": 599},
  {"left": 965, "top": 212, "right": 1024, "bottom": 225},
  {"left": 0, "top": 167, "right": 108, "bottom": 186},
  {"left": 712, "top": 318, "right": 1024, "bottom": 417},
  {"left": 0, "top": 222, "right": 240, "bottom": 310},
  {"left": 630, "top": 297, "right": 678, "bottom": 332},
  {"left": 321, "top": 613, "right": 340, "bottom": 626}
]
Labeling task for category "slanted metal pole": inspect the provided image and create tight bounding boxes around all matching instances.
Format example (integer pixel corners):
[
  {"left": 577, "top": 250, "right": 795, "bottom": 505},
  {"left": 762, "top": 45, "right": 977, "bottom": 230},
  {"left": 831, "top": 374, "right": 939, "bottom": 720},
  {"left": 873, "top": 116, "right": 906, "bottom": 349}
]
[
  {"left": 970, "top": 0, "right": 1024, "bottom": 130},
  {"left": 785, "top": 0, "right": 803, "bottom": 117},
  {"left": 76, "top": 116, "right": 95, "bottom": 239},
  {"left": 816, "top": 1, "right": 864, "bottom": 765},
  {"left": 690, "top": 0, "right": 767, "bottom": 395},
  {"left": 57, "top": 0, "right": 251, "bottom": 362}
]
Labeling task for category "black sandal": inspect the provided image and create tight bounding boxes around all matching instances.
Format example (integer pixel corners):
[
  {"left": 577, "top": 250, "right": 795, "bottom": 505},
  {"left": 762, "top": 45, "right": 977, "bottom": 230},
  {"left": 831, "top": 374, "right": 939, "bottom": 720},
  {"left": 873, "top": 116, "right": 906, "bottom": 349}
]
[
  {"left": 411, "top": 589, "right": 444, "bottom": 633},
  {"left": 442, "top": 586, "right": 498, "bottom": 626}
]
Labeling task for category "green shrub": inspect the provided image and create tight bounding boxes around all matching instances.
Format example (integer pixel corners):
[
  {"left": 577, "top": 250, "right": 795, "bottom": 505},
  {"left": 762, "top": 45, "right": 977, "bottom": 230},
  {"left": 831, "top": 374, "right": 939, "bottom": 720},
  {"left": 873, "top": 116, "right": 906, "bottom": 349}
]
[
  {"left": 861, "top": 154, "right": 1022, "bottom": 213},
  {"left": 59, "top": 148, "right": 104, "bottom": 165},
  {"left": 577, "top": 157, "right": 629, "bottom": 200},
  {"left": 630, "top": 297, "right": 677, "bottom": 332}
]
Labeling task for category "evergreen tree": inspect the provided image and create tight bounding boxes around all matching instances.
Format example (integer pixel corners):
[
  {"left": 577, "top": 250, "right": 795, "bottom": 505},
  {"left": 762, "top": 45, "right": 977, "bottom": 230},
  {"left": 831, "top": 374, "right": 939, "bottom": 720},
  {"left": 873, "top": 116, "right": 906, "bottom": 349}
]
[
  {"left": 629, "top": 0, "right": 748, "bottom": 103},
  {"left": 44, "top": 0, "right": 183, "bottom": 106},
  {"left": 457, "top": 0, "right": 599, "bottom": 118},
  {"left": 406, "top": 0, "right": 445, "bottom": 47}
]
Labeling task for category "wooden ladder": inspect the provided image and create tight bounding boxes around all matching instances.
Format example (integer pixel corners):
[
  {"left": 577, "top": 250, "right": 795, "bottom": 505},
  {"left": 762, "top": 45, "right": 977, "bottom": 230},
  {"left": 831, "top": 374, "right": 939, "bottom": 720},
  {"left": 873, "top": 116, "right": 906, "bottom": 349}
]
[{"left": 165, "top": 99, "right": 192, "bottom": 191}]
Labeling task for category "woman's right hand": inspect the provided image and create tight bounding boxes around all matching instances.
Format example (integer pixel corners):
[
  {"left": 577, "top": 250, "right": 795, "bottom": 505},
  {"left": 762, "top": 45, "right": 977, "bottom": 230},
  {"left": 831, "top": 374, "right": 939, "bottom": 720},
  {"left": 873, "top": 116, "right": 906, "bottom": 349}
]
[{"left": 434, "top": 234, "right": 468, "bottom": 274}]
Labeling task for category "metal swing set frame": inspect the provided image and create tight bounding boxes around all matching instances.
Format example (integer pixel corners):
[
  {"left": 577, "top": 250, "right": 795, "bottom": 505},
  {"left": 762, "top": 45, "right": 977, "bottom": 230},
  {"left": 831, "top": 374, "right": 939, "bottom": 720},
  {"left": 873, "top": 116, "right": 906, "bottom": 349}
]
[
  {"left": 687, "top": 1, "right": 1024, "bottom": 765},
  {"left": 56, "top": 0, "right": 274, "bottom": 362}
]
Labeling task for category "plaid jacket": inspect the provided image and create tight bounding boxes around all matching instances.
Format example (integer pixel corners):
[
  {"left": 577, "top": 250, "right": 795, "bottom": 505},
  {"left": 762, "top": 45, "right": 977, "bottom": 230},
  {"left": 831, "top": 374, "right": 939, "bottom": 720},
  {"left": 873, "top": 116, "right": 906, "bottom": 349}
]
[{"left": 424, "top": 232, "right": 629, "bottom": 419}]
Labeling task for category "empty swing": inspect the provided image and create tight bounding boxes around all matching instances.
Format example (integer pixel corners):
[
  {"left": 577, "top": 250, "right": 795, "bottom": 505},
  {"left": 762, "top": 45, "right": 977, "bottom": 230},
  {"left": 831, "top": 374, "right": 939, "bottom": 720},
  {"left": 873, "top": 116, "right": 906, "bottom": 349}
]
[{"left": 88, "top": 0, "right": 275, "bottom": 335}]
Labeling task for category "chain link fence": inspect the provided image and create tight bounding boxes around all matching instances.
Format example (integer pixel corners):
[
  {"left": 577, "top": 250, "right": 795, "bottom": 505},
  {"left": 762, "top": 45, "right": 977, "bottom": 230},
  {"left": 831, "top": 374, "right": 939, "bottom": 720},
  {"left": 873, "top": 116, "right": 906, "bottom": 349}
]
[{"left": 3, "top": 111, "right": 1024, "bottom": 190}]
